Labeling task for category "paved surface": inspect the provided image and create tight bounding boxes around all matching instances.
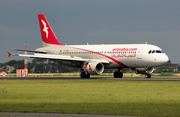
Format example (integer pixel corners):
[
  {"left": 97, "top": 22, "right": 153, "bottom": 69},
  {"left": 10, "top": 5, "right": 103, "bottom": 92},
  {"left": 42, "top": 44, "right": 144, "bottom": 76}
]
[
  {"left": 0, "top": 112, "right": 134, "bottom": 117},
  {"left": 1, "top": 77, "right": 180, "bottom": 81}
]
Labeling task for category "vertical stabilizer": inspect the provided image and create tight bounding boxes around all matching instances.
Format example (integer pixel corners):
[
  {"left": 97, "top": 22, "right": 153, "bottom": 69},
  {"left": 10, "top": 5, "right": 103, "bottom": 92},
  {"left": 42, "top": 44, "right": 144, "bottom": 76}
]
[{"left": 38, "top": 14, "right": 63, "bottom": 47}]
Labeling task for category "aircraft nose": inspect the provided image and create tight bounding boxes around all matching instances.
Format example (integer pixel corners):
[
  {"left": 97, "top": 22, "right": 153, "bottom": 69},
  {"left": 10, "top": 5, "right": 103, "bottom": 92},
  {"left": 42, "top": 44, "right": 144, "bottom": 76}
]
[{"left": 161, "top": 54, "right": 169, "bottom": 65}]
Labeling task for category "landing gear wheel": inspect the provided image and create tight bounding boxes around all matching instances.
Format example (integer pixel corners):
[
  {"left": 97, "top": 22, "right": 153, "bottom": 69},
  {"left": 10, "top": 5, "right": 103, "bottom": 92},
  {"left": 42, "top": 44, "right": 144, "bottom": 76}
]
[
  {"left": 114, "top": 72, "right": 119, "bottom": 78},
  {"left": 119, "top": 72, "right": 123, "bottom": 78},
  {"left": 81, "top": 72, "right": 86, "bottom": 78},
  {"left": 114, "top": 72, "right": 123, "bottom": 78},
  {"left": 81, "top": 72, "right": 90, "bottom": 78},
  {"left": 86, "top": 74, "right": 90, "bottom": 78},
  {"left": 145, "top": 74, "right": 151, "bottom": 78}
]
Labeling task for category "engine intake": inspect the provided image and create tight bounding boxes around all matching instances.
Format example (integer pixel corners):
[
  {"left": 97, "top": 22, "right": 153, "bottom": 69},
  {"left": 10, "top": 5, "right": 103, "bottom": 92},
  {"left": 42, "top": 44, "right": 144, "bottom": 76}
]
[{"left": 84, "top": 62, "right": 104, "bottom": 75}]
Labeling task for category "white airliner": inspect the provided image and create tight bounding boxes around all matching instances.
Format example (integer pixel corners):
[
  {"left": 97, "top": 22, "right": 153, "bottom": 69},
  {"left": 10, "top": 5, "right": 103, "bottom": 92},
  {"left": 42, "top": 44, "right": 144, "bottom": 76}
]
[{"left": 8, "top": 14, "right": 169, "bottom": 78}]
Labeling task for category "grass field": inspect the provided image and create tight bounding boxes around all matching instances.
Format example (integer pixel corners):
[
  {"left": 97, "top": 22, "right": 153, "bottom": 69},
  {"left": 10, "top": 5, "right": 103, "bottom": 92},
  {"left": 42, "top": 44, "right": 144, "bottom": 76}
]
[{"left": 0, "top": 80, "right": 180, "bottom": 116}]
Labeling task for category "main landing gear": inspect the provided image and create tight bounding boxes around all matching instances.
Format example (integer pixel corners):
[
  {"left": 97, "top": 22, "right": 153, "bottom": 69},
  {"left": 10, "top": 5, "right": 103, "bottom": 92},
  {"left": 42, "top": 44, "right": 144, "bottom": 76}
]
[
  {"left": 114, "top": 68, "right": 123, "bottom": 78},
  {"left": 80, "top": 71, "right": 90, "bottom": 78},
  {"left": 145, "top": 74, "right": 151, "bottom": 78}
]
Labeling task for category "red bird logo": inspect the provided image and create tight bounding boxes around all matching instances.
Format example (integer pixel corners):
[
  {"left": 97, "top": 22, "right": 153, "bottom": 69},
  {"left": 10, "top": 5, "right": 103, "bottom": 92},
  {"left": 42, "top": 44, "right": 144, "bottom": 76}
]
[{"left": 41, "top": 20, "right": 49, "bottom": 38}]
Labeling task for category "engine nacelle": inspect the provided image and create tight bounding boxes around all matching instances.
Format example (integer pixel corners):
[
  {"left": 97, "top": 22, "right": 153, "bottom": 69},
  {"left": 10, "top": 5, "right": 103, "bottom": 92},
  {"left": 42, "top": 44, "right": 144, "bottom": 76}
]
[
  {"left": 84, "top": 62, "right": 104, "bottom": 75},
  {"left": 135, "top": 67, "right": 155, "bottom": 74}
]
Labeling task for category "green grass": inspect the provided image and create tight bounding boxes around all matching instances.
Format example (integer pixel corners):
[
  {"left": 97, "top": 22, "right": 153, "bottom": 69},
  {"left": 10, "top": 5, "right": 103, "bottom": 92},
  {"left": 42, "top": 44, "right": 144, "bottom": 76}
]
[
  {"left": 158, "top": 73, "right": 174, "bottom": 76},
  {"left": 0, "top": 80, "right": 180, "bottom": 116}
]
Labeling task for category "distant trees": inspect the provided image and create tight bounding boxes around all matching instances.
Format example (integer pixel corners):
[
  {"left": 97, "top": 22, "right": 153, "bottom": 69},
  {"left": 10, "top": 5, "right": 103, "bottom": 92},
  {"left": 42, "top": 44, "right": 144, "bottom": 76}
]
[
  {"left": 2, "top": 59, "right": 80, "bottom": 73},
  {"left": 2, "top": 59, "right": 180, "bottom": 73},
  {"left": 4, "top": 60, "right": 32, "bottom": 73},
  {"left": 0, "top": 63, "right": 5, "bottom": 68}
]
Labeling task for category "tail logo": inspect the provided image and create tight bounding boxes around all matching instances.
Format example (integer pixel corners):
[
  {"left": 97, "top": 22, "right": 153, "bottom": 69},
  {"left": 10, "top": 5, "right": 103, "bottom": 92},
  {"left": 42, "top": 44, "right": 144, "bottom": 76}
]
[{"left": 41, "top": 19, "right": 49, "bottom": 38}]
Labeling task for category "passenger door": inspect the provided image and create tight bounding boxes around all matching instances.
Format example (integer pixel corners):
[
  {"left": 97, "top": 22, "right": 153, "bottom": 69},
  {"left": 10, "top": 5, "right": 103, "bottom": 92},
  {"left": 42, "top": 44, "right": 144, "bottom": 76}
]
[{"left": 137, "top": 47, "right": 144, "bottom": 59}]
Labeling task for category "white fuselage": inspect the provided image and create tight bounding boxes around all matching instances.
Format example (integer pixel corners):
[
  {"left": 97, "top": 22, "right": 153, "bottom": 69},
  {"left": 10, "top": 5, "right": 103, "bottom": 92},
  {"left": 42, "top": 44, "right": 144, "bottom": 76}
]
[{"left": 36, "top": 43, "right": 169, "bottom": 69}]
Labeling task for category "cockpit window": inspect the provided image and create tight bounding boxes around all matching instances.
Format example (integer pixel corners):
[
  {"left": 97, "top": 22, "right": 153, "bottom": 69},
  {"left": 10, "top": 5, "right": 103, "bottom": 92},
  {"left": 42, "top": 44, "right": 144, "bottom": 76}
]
[
  {"left": 148, "top": 50, "right": 164, "bottom": 54},
  {"left": 156, "top": 50, "right": 161, "bottom": 53},
  {"left": 148, "top": 50, "right": 152, "bottom": 54},
  {"left": 152, "top": 50, "right": 156, "bottom": 53}
]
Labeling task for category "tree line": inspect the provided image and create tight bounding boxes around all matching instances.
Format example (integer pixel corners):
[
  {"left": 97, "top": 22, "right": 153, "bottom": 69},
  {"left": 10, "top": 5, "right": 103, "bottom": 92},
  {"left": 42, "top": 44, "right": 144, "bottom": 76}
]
[
  {"left": 0, "top": 59, "right": 79, "bottom": 73},
  {"left": 0, "top": 59, "right": 179, "bottom": 73}
]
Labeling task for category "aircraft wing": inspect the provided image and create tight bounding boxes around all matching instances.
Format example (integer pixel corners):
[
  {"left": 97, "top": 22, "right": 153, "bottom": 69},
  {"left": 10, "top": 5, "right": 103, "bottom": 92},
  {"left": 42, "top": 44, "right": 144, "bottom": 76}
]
[{"left": 12, "top": 53, "right": 110, "bottom": 63}]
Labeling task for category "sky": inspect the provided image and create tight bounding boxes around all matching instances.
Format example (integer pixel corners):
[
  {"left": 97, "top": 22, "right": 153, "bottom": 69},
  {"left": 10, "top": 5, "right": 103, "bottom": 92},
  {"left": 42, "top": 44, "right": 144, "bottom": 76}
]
[{"left": 1, "top": 0, "right": 180, "bottom": 63}]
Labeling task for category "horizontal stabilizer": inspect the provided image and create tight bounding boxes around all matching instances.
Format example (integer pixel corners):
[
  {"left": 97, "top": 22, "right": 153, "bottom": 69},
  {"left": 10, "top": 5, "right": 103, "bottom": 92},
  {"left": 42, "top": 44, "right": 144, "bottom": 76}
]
[
  {"left": 7, "top": 51, "right": 12, "bottom": 57},
  {"left": 13, "top": 49, "right": 47, "bottom": 54}
]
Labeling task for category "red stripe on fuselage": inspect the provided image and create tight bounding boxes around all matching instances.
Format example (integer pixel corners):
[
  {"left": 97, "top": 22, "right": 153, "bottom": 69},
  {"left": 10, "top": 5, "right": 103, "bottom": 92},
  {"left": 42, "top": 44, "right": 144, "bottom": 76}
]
[{"left": 69, "top": 46, "right": 129, "bottom": 68}]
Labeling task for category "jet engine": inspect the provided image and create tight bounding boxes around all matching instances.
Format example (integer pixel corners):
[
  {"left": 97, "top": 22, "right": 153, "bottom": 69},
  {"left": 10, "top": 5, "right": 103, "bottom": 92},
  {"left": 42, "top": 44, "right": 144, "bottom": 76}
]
[
  {"left": 134, "top": 67, "right": 155, "bottom": 74},
  {"left": 84, "top": 62, "right": 104, "bottom": 75}
]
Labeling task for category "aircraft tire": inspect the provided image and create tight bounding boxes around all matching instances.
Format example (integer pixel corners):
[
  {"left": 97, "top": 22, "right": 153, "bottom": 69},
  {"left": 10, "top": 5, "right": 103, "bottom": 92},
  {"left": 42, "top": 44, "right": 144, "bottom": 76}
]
[
  {"left": 81, "top": 72, "right": 86, "bottom": 78},
  {"left": 81, "top": 72, "right": 90, "bottom": 78},
  {"left": 118, "top": 72, "right": 123, "bottom": 78},
  {"left": 114, "top": 72, "right": 123, "bottom": 78},
  {"left": 145, "top": 74, "right": 151, "bottom": 78},
  {"left": 86, "top": 74, "right": 90, "bottom": 78},
  {"left": 114, "top": 72, "right": 119, "bottom": 78}
]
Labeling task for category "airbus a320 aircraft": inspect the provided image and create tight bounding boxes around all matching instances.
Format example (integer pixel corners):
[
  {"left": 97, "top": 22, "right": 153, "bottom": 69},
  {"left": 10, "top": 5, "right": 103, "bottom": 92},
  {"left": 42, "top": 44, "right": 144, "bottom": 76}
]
[{"left": 8, "top": 14, "right": 169, "bottom": 78}]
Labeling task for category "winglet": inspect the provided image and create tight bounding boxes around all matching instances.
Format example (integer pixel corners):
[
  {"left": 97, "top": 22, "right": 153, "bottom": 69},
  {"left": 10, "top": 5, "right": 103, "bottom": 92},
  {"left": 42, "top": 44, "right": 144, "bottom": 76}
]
[{"left": 7, "top": 51, "right": 12, "bottom": 57}]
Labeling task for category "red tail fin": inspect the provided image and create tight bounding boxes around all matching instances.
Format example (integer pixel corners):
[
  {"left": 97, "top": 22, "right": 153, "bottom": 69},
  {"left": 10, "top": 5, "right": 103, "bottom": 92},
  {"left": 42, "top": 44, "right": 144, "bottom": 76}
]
[{"left": 38, "top": 14, "right": 63, "bottom": 47}]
